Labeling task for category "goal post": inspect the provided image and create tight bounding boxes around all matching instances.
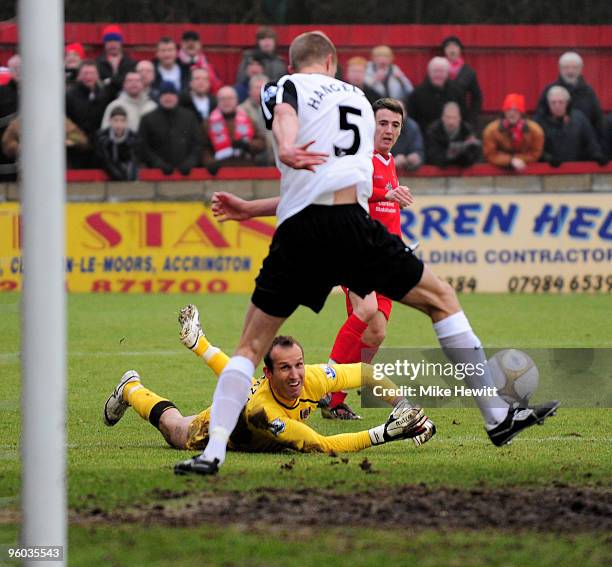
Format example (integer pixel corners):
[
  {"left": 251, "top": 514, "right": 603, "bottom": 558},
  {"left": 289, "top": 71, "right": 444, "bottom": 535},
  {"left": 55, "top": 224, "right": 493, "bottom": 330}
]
[{"left": 19, "top": 1, "right": 67, "bottom": 565}]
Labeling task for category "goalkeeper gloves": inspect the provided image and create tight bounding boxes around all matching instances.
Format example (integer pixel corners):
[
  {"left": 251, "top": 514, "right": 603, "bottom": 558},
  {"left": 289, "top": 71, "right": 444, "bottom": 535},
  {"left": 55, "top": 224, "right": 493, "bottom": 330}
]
[{"left": 368, "top": 400, "right": 432, "bottom": 446}]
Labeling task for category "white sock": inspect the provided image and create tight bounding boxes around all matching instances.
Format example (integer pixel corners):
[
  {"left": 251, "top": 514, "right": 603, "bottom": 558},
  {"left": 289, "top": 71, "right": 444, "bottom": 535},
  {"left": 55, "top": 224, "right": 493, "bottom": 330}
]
[
  {"left": 433, "top": 311, "right": 509, "bottom": 427},
  {"left": 201, "top": 355, "right": 254, "bottom": 465}
]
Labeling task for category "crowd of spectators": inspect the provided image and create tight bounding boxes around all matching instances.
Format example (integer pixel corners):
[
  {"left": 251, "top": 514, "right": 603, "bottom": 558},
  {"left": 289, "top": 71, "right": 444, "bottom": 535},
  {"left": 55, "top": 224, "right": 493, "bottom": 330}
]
[{"left": 0, "top": 25, "right": 610, "bottom": 181}]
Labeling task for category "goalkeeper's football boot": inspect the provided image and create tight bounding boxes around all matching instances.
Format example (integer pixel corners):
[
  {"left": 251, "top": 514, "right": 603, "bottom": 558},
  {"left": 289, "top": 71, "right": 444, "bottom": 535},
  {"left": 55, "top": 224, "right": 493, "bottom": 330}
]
[
  {"left": 174, "top": 455, "right": 220, "bottom": 476},
  {"left": 487, "top": 400, "right": 560, "bottom": 446},
  {"left": 103, "top": 370, "right": 141, "bottom": 426},
  {"left": 178, "top": 304, "right": 204, "bottom": 351}
]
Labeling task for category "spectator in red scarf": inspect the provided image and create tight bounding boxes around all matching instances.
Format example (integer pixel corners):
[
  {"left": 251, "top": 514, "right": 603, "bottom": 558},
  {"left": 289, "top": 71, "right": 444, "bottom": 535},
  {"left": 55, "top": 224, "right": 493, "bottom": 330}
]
[
  {"left": 178, "top": 30, "right": 222, "bottom": 94},
  {"left": 203, "top": 85, "right": 265, "bottom": 172},
  {"left": 483, "top": 93, "right": 544, "bottom": 171},
  {"left": 442, "top": 36, "right": 482, "bottom": 128}
]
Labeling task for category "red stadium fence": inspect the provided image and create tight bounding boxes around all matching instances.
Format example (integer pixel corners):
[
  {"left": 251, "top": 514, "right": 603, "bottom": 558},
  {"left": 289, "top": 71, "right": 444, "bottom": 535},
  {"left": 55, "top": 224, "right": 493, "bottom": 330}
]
[
  {"left": 0, "top": 23, "right": 611, "bottom": 112},
  {"left": 62, "top": 163, "right": 612, "bottom": 183}
]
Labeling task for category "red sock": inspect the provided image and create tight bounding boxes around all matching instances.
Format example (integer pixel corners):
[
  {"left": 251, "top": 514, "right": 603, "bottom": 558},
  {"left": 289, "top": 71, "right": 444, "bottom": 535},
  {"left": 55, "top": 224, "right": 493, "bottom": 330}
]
[
  {"left": 330, "top": 314, "right": 369, "bottom": 364},
  {"left": 329, "top": 391, "right": 347, "bottom": 409}
]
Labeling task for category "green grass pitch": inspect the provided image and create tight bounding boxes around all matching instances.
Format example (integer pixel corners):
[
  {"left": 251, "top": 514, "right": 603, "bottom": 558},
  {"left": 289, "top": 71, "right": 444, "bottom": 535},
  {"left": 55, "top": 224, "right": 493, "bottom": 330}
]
[{"left": 0, "top": 292, "right": 610, "bottom": 566}]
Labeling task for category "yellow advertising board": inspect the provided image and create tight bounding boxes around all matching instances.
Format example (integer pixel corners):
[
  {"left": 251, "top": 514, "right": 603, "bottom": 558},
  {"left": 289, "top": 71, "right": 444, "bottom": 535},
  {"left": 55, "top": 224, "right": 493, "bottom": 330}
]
[
  {"left": 0, "top": 202, "right": 275, "bottom": 294},
  {"left": 0, "top": 194, "right": 610, "bottom": 294}
]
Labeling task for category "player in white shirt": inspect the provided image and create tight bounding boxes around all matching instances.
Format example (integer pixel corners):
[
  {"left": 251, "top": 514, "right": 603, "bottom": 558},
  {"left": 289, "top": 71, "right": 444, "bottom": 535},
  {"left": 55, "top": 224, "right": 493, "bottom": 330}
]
[{"left": 176, "top": 32, "right": 558, "bottom": 476}]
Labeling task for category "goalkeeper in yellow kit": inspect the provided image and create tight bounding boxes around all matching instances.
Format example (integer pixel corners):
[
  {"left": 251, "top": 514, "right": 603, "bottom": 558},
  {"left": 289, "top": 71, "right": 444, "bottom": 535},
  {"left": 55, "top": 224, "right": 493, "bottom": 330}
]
[{"left": 103, "top": 305, "right": 435, "bottom": 473}]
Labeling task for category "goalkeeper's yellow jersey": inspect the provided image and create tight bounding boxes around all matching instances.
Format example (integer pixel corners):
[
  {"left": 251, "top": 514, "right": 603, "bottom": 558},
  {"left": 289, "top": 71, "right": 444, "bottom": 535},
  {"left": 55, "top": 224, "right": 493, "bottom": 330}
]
[{"left": 184, "top": 363, "right": 372, "bottom": 454}]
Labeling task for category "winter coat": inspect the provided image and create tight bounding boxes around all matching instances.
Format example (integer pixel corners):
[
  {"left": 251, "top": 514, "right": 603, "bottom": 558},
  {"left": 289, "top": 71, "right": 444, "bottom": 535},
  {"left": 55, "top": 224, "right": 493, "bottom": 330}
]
[
  {"left": 66, "top": 82, "right": 113, "bottom": 139},
  {"left": 96, "top": 53, "right": 137, "bottom": 97},
  {"left": 152, "top": 59, "right": 192, "bottom": 93},
  {"left": 179, "top": 91, "right": 217, "bottom": 121},
  {"left": 236, "top": 49, "right": 287, "bottom": 84},
  {"left": 391, "top": 117, "right": 425, "bottom": 165},
  {"left": 364, "top": 63, "right": 414, "bottom": 103},
  {"left": 482, "top": 118, "right": 544, "bottom": 167},
  {"left": 535, "top": 108, "right": 605, "bottom": 164},
  {"left": 137, "top": 105, "right": 203, "bottom": 171},
  {"left": 449, "top": 63, "right": 482, "bottom": 127},
  {"left": 536, "top": 76, "right": 604, "bottom": 133},
  {"left": 101, "top": 91, "right": 157, "bottom": 132},
  {"left": 95, "top": 127, "right": 139, "bottom": 181},
  {"left": 406, "top": 77, "right": 466, "bottom": 133},
  {"left": 425, "top": 120, "right": 481, "bottom": 167}
]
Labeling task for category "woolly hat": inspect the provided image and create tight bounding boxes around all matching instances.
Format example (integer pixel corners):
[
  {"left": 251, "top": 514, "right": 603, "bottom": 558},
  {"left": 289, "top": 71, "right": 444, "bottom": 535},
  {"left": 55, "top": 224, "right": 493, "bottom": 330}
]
[
  {"left": 102, "top": 24, "right": 123, "bottom": 43},
  {"left": 65, "top": 42, "right": 85, "bottom": 59},
  {"left": 502, "top": 93, "right": 526, "bottom": 113},
  {"left": 159, "top": 81, "right": 178, "bottom": 95}
]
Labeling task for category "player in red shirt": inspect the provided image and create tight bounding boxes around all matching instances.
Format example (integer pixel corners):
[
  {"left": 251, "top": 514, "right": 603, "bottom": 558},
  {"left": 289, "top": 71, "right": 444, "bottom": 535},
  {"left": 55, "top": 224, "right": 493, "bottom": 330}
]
[
  {"left": 209, "top": 98, "right": 413, "bottom": 419},
  {"left": 323, "top": 98, "right": 413, "bottom": 418}
]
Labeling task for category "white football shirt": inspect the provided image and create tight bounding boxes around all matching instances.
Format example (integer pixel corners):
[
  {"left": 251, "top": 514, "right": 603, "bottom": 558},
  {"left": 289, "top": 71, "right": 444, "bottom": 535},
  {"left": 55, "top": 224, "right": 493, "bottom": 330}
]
[{"left": 261, "top": 73, "right": 375, "bottom": 226}]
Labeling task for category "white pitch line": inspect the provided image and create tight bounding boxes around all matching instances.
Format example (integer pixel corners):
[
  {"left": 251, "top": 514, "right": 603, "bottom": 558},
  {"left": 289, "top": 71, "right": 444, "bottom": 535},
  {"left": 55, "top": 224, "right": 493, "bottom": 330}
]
[{"left": 0, "top": 350, "right": 184, "bottom": 362}]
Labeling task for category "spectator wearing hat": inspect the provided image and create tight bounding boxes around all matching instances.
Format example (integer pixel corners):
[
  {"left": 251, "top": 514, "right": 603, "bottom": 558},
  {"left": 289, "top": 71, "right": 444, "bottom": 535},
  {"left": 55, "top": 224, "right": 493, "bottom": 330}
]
[
  {"left": 483, "top": 93, "right": 544, "bottom": 171},
  {"left": 65, "top": 43, "right": 85, "bottom": 87},
  {"left": 95, "top": 106, "right": 139, "bottom": 181},
  {"left": 442, "top": 36, "right": 482, "bottom": 128},
  {"left": 238, "top": 74, "right": 274, "bottom": 165},
  {"left": 236, "top": 26, "right": 287, "bottom": 84},
  {"left": 535, "top": 52, "right": 604, "bottom": 137},
  {"left": 391, "top": 100, "right": 425, "bottom": 172},
  {"left": 365, "top": 45, "right": 413, "bottom": 103},
  {"left": 343, "top": 57, "right": 380, "bottom": 104},
  {"left": 179, "top": 68, "right": 216, "bottom": 121},
  {"left": 203, "top": 85, "right": 266, "bottom": 171},
  {"left": 535, "top": 85, "right": 606, "bottom": 167},
  {"left": 152, "top": 37, "right": 191, "bottom": 94},
  {"left": 234, "top": 54, "right": 265, "bottom": 103},
  {"left": 407, "top": 57, "right": 466, "bottom": 134},
  {"left": 101, "top": 71, "right": 157, "bottom": 132},
  {"left": 138, "top": 81, "right": 203, "bottom": 175},
  {"left": 425, "top": 101, "right": 481, "bottom": 167},
  {"left": 96, "top": 24, "right": 136, "bottom": 97},
  {"left": 178, "top": 30, "right": 222, "bottom": 94},
  {"left": 0, "top": 54, "right": 20, "bottom": 180}
]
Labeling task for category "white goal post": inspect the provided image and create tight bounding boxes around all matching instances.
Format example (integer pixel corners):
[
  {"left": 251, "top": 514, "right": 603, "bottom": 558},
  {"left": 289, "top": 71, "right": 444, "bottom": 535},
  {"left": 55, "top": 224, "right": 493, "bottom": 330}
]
[{"left": 19, "top": 1, "right": 67, "bottom": 565}]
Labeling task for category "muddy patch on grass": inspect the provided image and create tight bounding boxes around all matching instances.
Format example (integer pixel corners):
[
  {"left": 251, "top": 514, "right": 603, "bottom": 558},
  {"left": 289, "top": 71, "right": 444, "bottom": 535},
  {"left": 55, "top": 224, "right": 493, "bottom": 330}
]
[{"left": 76, "top": 485, "right": 612, "bottom": 532}]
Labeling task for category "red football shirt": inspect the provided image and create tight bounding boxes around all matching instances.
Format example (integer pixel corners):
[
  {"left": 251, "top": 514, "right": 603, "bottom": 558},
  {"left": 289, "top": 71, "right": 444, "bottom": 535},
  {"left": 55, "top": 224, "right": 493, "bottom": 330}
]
[{"left": 369, "top": 151, "right": 401, "bottom": 235}]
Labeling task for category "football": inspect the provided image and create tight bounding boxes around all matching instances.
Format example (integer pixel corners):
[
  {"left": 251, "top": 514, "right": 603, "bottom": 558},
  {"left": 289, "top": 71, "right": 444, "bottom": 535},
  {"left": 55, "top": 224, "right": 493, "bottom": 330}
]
[{"left": 488, "top": 349, "right": 539, "bottom": 407}]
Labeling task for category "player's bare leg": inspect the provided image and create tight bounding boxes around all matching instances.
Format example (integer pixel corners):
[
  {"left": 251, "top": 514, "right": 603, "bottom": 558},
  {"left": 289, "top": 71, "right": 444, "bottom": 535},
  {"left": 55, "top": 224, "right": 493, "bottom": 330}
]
[
  {"left": 178, "top": 303, "right": 286, "bottom": 475},
  {"left": 104, "top": 370, "right": 194, "bottom": 448},
  {"left": 361, "top": 311, "right": 388, "bottom": 353},
  {"left": 157, "top": 409, "right": 194, "bottom": 449},
  {"left": 400, "top": 265, "right": 558, "bottom": 444},
  {"left": 400, "top": 265, "right": 509, "bottom": 427}
]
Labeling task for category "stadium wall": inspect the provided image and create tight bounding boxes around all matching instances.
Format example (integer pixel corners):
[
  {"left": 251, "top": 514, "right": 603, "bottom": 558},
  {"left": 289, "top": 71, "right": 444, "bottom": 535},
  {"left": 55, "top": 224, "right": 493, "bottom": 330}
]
[
  {"left": 0, "top": 24, "right": 611, "bottom": 111},
  {"left": 0, "top": 168, "right": 610, "bottom": 295}
]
